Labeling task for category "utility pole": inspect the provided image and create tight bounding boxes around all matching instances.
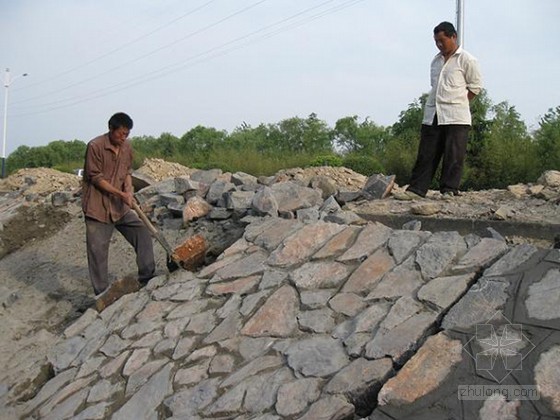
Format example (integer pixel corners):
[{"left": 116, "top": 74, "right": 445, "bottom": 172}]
[
  {"left": 2, "top": 68, "right": 29, "bottom": 178},
  {"left": 456, "top": 0, "right": 465, "bottom": 46}
]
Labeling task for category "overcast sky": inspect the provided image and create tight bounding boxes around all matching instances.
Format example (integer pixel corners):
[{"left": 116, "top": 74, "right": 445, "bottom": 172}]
[{"left": 1, "top": 0, "right": 559, "bottom": 156}]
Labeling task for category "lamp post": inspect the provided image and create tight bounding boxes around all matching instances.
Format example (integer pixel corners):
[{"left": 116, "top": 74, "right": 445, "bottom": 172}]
[{"left": 2, "top": 68, "right": 29, "bottom": 178}]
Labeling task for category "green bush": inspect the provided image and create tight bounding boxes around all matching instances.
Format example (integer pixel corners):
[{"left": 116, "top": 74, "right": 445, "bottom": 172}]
[
  {"left": 309, "top": 154, "right": 343, "bottom": 167},
  {"left": 342, "top": 154, "right": 384, "bottom": 176}
]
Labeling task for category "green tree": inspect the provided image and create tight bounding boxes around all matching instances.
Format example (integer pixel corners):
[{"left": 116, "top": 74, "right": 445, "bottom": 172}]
[
  {"left": 333, "top": 116, "right": 388, "bottom": 155},
  {"left": 266, "top": 113, "right": 333, "bottom": 154},
  {"left": 471, "top": 102, "right": 538, "bottom": 188},
  {"left": 179, "top": 126, "right": 227, "bottom": 162},
  {"left": 535, "top": 106, "right": 560, "bottom": 171}
]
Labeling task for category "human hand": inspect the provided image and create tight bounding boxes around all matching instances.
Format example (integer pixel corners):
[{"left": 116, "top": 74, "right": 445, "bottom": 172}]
[{"left": 121, "top": 191, "right": 133, "bottom": 207}]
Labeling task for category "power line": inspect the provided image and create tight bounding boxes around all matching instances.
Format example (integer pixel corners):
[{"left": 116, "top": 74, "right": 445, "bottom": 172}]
[
  {"left": 12, "top": 0, "right": 365, "bottom": 116},
  {"left": 13, "top": 0, "right": 266, "bottom": 105},
  {"left": 13, "top": 0, "right": 219, "bottom": 93}
]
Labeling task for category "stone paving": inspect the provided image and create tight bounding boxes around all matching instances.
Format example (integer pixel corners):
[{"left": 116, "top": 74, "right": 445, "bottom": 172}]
[{"left": 10, "top": 217, "right": 560, "bottom": 419}]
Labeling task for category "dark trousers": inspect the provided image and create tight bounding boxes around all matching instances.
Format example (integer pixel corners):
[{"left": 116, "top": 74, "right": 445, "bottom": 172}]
[
  {"left": 85, "top": 211, "right": 155, "bottom": 295},
  {"left": 407, "top": 119, "right": 470, "bottom": 196}
]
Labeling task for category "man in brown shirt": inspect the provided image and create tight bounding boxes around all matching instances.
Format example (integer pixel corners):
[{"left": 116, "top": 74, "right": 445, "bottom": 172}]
[{"left": 82, "top": 112, "right": 155, "bottom": 295}]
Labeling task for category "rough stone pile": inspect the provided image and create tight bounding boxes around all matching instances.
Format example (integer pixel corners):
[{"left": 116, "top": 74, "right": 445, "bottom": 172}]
[
  {"left": 131, "top": 167, "right": 393, "bottom": 233},
  {"left": 8, "top": 216, "right": 559, "bottom": 419},
  {"left": 0, "top": 168, "right": 81, "bottom": 196}
]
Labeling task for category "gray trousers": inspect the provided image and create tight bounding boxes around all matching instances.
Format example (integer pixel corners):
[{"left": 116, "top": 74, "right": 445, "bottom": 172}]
[
  {"left": 85, "top": 211, "right": 155, "bottom": 295},
  {"left": 407, "top": 118, "right": 471, "bottom": 196}
]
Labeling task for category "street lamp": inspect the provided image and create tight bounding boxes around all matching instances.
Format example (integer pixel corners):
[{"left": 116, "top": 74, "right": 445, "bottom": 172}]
[{"left": 2, "top": 68, "right": 29, "bottom": 178}]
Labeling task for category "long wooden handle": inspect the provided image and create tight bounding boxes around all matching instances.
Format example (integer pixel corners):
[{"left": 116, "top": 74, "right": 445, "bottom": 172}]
[{"left": 131, "top": 201, "right": 175, "bottom": 256}]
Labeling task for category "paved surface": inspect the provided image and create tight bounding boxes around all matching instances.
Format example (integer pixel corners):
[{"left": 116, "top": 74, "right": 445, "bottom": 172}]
[{"left": 6, "top": 217, "right": 560, "bottom": 419}]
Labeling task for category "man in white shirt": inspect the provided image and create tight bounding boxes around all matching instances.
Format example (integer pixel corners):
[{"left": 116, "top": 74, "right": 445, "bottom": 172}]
[{"left": 396, "top": 21, "right": 482, "bottom": 200}]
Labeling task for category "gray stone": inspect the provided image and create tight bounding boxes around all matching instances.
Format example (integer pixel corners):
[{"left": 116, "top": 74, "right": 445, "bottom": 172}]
[
  {"left": 174, "top": 359, "right": 211, "bottom": 386},
  {"left": 319, "top": 195, "right": 342, "bottom": 215},
  {"left": 479, "top": 395, "right": 521, "bottom": 420},
  {"left": 387, "top": 230, "right": 430, "bottom": 264},
  {"left": 174, "top": 176, "right": 199, "bottom": 194},
  {"left": 417, "top": 273, "right": 476, "bottom": 311},
  {"left": 484, "top": 243, "right": 538, "bottom": 277},
  {"left": 297, "top": 395, "right": 355, "bottom": 420},
  {"left": 534, "top": 345, "right": 560, "bottom": 413},
  {"left": 267, "top": 222, "right": 344, "bottom": 268},
  {"left": 190, "top": 169, "right": 223, "bottom": 185},
  {"left": 285, "top": 336, "right": 350, "bottom": 377},
  {"left": 313, "top": 226, "right": 361, "bottom": 260},
  {"left": 525, "top": 268, "right": 560, "bottom": 320},
  {"left": 113, "top": 363, "right": 173, "bottom": 420},
  {"left": 297, "top": 308, "right": 336, "bottom": 333},
  {"left": 337, "top": 222, "right": 392, "bottom": 262},
  {"left": 270, "top": 181, "right": 323, "bottom": 212},
  {"left": 208, "top": 207, "right": 232, "bottom": 219},
  {"left": 252, "top": 186, "right": 279, "bottom": 217},
  {"left": 73, "top": 402, "right": 110, "bottom": 420},
  {"left": 123, "top": 348, "right": 151, "bottom": 376},
  {"left": 343, "top": 247, "right": 395, "bottom": 293},
  {"left": 42, "top": 388, "right": 89, "bottom": 420},
  {"left": 311, "top": 175, "right": 339, "bottom": 199},
  {"left": 38, "top": 376, "right": 94, "bottom": 417},
  {"left": 415, "top": 231, "right": 466, "bottom": 279},
  {"left": 173, "top": 336, "right": 197, "bottom": 360},
  {"left": 209, "top": 355, "right": 235, "bottom": 374},
  {"left": 401, "top": 219, "right": 421, "bottom": 230},
  {"left": 221, "top": 355, "right": 284, "bottom": 388},
  {"left": 164, "top": 378, "right": 221, "bottom": 417},
  {"left": 324, "top": 358, "right": 393, "bottom": 406},
  {"left": 232, "top": 171, "right": 258, "bottom": 186},
  {"left": 241, "top": 285, "right": 299, "bottom": 337},
  {"left": 442, "top": 278, "right": 510, "bottom": 331},
  {"left": 51, "top": 191, "right": 74, "bottom": 207},
  {"left": 335, "top": 188, "right": 363, "bottom": 204},
  {"left": 225, "top": 190, "right": 256, "bottom": 210},
  {"left": 160, "top": 192, "right": 184, "bottom": 208},
  {"left": 328, "top": 292, "right": 366, "bottom": 317},
  {"left": 204, "top": 312, "right": 242, "bottom": 344},
  {"left": 453, "top": 238, "right": 509, "bottom": 273},
  {"left": 275, "top": 378, "right": 322, "bottom": 417},
  {"left": 240, "top": 290, "right": 270, "bottom": 316},
  {"left": 206, "top": 180, "right": 236, "bottom": 205},
  {"left": 121, "top": 320, "right": 162, "bottom": 340},
  {"left": 87, "top": 379, "right": 123, "bottom": 403},
  {"left": 47, "top": 336, "right": 87, "bottom": 373},
  {"left": 213, "top": 250, "right": 268, "bottom": 281},
  {"left": 186, "top": 310, "right": 217, "bottom": 334},
  {"left": 251, "top": 218, "right": 302, "bottom": 251},
  {"left": 297, "top": 206, "right": 320, "bottom": 223},
  {"left": 365, "top": 297, "right": 438, "bottom": 363},
  {"left": 22, "top": 367, "right": 78, "bottom": 416},
  {"left": 243, "top": 368, "right": 294, "bottom": 412},
  {"left": 362, "top": 174, "right": 395, "bottom": 199},
  {"left": 100, "top": 334, "right": 130, "bottom": 357},
  {"left": 125, "top": 359, "right": 168, "bottom": 397},
  {"left": 291, "top": 261, "right": 352, "bottom": 290},
  {"left": 366, "top": 264, "right": 423, "bottom": 300},
  {"left": 238, "top": 337, "right": 277, "bottom": 360},
  {"left": 323, "top": 210, "right": 366, "bottom": 225},
  {"left": 300, "top": 289, "right": 336, "bottom": 309}
]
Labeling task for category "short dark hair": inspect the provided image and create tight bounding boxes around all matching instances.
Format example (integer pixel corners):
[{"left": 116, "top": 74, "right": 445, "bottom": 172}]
[
  {"left": 108, "top": 112, "right": 133, "bottom": 130},
  {"left": 434, "top": 21, "right": 457, "bottom": 37}
]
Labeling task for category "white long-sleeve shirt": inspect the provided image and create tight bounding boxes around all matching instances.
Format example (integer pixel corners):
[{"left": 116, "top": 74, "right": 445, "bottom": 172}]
[{"left": 422, "top": 46, "right": 482, "bottom": 126}]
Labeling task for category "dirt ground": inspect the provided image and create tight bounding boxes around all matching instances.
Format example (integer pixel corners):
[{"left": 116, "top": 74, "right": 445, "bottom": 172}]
[{"left": 1, "top": 161, "right": 559, "bottom": 407}]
